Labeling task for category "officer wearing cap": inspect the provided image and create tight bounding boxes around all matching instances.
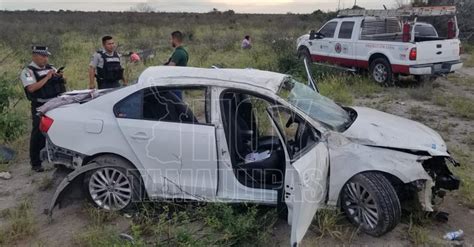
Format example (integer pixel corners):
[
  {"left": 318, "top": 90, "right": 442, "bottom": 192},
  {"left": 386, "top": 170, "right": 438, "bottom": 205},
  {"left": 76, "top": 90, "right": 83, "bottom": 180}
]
[
  {"left": 20, "top": 46, "right": 66, "bottom": 172},
  {"left": 89, "top": 36, "right": 127, "bottom": 89}
]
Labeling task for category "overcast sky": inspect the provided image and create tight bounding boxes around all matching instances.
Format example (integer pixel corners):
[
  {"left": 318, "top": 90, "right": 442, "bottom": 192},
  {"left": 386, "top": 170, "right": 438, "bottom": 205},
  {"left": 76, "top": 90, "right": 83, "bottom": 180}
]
[{"left": 0, "top": 0, "right": 406, "bottom": 13}]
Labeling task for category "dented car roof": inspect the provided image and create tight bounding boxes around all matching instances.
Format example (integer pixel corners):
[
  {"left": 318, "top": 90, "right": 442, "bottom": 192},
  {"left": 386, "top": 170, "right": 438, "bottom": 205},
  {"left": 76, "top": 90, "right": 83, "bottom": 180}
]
[{"left": 137, "top": 66, "right": 288, "bottom": 93}]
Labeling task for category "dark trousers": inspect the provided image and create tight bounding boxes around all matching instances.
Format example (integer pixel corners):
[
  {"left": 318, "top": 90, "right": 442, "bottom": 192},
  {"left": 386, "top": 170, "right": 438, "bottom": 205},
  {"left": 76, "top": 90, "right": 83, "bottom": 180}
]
[
  {"left": 30, "top": 101, "right": 45, "bottom": 167},
  {"left": 97, "top": 80, "right": 120, "bottom": 89}
]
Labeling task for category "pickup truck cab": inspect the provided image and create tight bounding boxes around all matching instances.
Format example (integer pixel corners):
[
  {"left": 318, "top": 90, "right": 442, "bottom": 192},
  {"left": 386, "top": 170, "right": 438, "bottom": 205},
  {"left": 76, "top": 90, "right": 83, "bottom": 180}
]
[{"left": 296, "top": 7, "right": 463, "bottom": 84}]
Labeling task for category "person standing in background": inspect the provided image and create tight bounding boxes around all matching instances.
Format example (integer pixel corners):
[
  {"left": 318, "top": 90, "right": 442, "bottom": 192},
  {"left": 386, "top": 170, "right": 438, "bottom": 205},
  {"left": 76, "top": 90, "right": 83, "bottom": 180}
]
[
  {"left": 241, "top": 35, "right": 252, "bottom": 49},
  {"left": 89, "top": 36, "right": 127, "bottom": 89},
  {"left": 164, "top": 31, "right": 189, "bottom": 67}
]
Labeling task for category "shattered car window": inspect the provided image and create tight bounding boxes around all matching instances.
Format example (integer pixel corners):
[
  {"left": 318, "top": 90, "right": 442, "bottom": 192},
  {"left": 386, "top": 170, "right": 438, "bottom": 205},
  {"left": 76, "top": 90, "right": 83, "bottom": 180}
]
[{"left": 278, "top": 78, "right": 351, "bottom": 131}]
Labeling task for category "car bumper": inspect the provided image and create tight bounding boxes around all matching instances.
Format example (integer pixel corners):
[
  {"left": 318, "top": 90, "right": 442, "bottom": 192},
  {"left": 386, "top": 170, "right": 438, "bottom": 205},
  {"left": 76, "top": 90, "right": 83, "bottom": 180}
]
[{"left": 409, "top": 60, "right": 463, "bottom": 75}]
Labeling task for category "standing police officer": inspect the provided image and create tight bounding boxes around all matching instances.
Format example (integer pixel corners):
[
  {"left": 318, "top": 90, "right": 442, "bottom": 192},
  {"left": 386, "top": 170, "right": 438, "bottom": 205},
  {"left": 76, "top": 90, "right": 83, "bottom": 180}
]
[
  {"left": 89, "top": 36, "right": 127, "bottom": 89},
  {"left": 20, "top": 46, "right": 66, "bottom": 172}
]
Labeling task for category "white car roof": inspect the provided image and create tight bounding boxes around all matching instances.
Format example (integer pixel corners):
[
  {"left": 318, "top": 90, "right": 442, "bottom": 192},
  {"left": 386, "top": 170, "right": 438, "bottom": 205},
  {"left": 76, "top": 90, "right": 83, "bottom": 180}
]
[{"left": 137, "top": 66, "right": 288, "bottom": 93}]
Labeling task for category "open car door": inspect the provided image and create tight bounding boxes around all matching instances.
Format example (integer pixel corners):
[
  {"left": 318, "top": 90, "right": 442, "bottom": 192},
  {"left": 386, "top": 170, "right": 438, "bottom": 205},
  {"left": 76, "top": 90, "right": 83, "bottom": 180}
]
[{"left": 266, "top": 105, "right": 329, "bottom": 246}]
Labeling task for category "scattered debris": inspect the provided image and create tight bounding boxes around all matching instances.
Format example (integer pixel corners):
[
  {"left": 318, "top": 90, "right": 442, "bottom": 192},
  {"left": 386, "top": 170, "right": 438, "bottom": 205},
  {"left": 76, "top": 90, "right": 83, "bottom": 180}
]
[
  {"left": 0, "top": 171, "right": 12, "bottom": 180},
  {"left": 0, "top": 145, "right": 15, "bottom": 163},
  {"left": 119, "top": 233, "right": 134, "bottom": 243},
  {"left": 396, "top": 101, "right": 406, "bottom": 105},
  {"left": 443, "top": 229, "right": 464, "bottom": 241}
]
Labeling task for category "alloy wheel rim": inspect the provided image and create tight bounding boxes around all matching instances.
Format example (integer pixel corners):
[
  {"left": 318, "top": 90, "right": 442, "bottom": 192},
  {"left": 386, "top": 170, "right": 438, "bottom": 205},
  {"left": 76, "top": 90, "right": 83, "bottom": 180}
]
[
  {"left": 344, "top": 182, "right": 379, "bottom": 229},
  {"left": 88, "top": 168, "right": 132, "bottom": 210},
  {"left": 373, "top": 64, "right": 388, "bottom": 83}
]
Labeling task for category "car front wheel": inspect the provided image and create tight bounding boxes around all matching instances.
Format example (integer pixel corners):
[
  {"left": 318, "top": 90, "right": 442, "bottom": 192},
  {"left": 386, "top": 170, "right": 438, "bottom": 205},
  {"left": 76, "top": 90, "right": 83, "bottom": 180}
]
[{"left": 340, "top": 172, "right": 401, "bottom": 236}]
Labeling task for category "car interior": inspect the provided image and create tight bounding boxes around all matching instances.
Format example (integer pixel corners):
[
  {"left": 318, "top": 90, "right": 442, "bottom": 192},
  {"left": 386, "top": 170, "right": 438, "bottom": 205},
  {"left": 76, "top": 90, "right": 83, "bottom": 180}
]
[{"left": 221, "top": 91, "right": 319, "bottom": 189}]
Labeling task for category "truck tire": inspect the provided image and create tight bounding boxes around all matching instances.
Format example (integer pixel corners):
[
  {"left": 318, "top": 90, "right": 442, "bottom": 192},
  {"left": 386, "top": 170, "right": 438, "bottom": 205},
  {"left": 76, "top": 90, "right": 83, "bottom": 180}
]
[
  {"left": 83, "top": 155, "right": 144, "bottom": 212},
  {"left": 340, "top": 172, "right": 401, "bottom": 236},
  {"left": 370, "top": 58, "right": 393, "bottom": 86},
  {"left": 297, "top": 47, "right": 312, "bottom": 63}
]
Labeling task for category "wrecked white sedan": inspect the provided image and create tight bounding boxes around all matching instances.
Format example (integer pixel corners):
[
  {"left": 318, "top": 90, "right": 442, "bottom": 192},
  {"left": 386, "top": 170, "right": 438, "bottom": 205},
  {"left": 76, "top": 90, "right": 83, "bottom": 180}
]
[{"left": 41, "top": 66, "right": 459, "bottom": 246}]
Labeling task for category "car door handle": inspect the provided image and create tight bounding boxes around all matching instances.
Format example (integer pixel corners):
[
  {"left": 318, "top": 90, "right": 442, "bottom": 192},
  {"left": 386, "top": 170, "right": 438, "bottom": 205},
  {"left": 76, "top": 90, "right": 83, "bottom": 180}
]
[{"left": 131, "top": 132, "right": 150, "bottom": 140}]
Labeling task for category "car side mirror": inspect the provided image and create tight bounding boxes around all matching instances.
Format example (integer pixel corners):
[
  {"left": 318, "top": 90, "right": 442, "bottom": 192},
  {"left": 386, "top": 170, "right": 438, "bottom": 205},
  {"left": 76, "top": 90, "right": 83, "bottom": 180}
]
[{"left": 309, "top": 30, "right": 317, "bottom": 40}]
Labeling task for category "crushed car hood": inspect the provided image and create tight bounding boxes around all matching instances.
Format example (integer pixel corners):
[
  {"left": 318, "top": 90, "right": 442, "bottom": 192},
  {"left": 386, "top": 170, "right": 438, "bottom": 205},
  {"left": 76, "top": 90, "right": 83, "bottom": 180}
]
[{"left": 343, "top": 107, "right": 448, "bottom": 156}]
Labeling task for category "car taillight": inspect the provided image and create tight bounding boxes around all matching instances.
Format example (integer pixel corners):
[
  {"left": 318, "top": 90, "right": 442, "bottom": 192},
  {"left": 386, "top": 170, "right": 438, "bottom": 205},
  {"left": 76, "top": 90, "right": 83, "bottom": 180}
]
[
  {"left": 409, "top": 48, "right": 417, "bottom": 61},
  {"left": 39, "top": 115, "right": 54, "bottom": 133},
  {"left": 460, "top": 43, "right": 464, "bottom": 55}
]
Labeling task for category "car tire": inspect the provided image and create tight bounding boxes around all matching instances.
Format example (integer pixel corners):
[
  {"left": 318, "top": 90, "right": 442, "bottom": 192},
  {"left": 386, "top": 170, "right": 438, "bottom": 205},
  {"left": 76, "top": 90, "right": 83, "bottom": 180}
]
[
  {"left": 370, "top": 58, "right": 394, "bottom": 86},
  {"left": 83, "top": 155, "right": 144, "bottom": 212},
  {"left": 340, "top": 172, "right": 401, "bottom": 236},
  {"left": 297, "top": 47, "right": 312, "bottom": 63}
]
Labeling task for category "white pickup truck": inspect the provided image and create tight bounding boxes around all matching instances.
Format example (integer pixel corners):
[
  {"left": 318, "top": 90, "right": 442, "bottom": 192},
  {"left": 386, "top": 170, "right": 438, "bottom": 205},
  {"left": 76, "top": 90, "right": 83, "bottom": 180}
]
[{"left": 296, "top": 6, "right": 463, "bottom": 84}]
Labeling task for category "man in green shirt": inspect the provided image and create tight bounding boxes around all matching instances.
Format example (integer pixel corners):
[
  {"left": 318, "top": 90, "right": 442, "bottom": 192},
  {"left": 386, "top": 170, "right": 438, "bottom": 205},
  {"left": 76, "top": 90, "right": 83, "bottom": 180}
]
[{"left": 165, "top": 31, "right": 188, "bottom": 67}]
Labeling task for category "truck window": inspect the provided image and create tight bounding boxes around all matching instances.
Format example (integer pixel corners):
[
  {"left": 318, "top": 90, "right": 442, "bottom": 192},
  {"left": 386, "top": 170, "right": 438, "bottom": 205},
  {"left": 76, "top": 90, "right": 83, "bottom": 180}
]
[
  {"left": 338, "top": 21, "right": 355, "bottom": 39},
  {"left": 414, "top": 25, "right": 438, "bottom": 37},
  {"left": 319, "top": 22, "right": 338, "bottom": 38},
  {"left": 361, "top": 18, "right": 401, "bottom": 40}
]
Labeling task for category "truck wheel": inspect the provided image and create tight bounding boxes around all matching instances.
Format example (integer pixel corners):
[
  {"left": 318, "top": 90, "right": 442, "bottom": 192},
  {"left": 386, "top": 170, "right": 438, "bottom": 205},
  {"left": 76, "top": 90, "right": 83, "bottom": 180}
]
[
  {"left": 297, "top": 47, "right": 312, "bottom": 63},
  {"left": 83, "top": 155, "right": 144, "bottom": 212},
  {"left": 370, "top": 58, "right": 393, "bottom": 86},
  {"left": 340, "top": 172, "right": 401, "bottom": 236}
]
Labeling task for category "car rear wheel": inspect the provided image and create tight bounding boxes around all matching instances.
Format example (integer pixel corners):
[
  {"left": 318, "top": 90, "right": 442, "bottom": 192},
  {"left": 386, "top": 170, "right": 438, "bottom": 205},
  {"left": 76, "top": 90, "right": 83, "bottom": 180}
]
[
  {"left": 83, "top": 155, "right": 143, "bottom": 211},
  {"left": 340, "top": 172, "right": 401, "bottom": 236},
  {"left": 370, "top": 58, "right": 393, "bottom": 86}
]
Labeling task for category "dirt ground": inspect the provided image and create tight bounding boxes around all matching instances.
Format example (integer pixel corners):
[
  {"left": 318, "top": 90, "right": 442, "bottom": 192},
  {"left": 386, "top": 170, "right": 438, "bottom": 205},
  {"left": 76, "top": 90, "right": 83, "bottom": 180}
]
[{"left": 1, "top": 65, "right": 474, "bottom": 246}]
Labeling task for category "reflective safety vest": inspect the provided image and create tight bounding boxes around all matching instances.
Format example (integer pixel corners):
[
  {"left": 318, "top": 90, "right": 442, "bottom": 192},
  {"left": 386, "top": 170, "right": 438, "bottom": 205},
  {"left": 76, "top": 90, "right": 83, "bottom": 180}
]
[{"left": 25, "top": 64, "right": 66, "bottom": 102}]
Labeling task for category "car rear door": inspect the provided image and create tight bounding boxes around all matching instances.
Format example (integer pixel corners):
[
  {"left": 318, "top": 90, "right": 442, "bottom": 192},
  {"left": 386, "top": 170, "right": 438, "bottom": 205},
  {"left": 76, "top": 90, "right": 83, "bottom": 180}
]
[
  {"left": 267, "top": 106, "right": 329, "bottom": 246},
  {"left": 113, "top": 86, "right": 218, "bottom": 200}
]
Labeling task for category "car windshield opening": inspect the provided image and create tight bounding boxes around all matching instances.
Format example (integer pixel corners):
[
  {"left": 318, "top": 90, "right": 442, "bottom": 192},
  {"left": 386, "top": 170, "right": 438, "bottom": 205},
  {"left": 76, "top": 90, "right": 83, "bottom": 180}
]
[{"left": 277, "top": 78, "right": 352, "bottom": 131}]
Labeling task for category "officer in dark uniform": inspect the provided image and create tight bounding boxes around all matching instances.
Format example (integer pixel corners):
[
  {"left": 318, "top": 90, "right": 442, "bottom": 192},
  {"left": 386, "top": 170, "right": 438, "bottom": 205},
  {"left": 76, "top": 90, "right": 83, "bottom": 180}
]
[
  {"left": 89, "top": 35, "right": 127, "bottom": 89},
  {"left": 20, "top": 46, "right": 66, "bottom": 172}
]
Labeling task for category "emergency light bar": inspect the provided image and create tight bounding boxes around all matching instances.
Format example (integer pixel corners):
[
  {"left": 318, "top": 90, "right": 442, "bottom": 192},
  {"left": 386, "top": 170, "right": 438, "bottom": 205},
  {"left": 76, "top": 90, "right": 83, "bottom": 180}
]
[{"left": 338, "top": 6, "right": 457, "bottom": 18}]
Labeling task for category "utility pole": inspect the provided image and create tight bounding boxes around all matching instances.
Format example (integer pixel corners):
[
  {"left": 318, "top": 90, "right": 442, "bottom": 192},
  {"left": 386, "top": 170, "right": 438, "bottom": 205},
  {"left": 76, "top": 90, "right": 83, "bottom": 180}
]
[
  {"left": 354, "top": 0, "right": 357, "bottom": 7},
  {"left": 338, "top": 0, "right": 341, "bottom": 10}
]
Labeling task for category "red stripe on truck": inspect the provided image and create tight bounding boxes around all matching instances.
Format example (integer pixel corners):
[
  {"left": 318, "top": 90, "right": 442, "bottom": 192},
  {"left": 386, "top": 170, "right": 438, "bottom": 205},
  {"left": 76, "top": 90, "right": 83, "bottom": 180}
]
[{"left": 311, "top": 55, "right": 410, "bottom": 75}]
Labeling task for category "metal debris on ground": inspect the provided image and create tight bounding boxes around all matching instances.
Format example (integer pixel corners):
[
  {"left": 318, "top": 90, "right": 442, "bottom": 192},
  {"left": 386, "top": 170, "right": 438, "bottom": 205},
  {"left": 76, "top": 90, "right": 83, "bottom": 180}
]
[
  {"left": 119, "top": 233, "right": 134, "bottom": 243},
  {"left": 443, "top": 229, "right": 464, "bottom": 241}
]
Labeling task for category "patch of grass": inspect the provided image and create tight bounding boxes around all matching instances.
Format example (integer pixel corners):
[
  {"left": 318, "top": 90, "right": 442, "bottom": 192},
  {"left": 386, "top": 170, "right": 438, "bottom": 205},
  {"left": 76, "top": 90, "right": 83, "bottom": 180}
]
[
  {"left": 450, "top": 147, "right": 474, "bottom": 208},
  {"left": 407, "top": 84, "right": 433, "bottom": 101},
  {"left": 311, "top": 209, "right": 354, "bottom": 242},
  {"left": 319, "top": 77, "right": 354, "bottom": 105},
  {"left": 0, "top": 200, "right": 37, "bottom": 245},
  {"left": 347, "top": 77, "right": 382, "bottom": 98},
  {"left": 38, "top": 175, "right": 54, "bottom": 191},
  {"left": 0, "top": 163, "right": 10, "bottom": 172},
  {"left": 448, "top": 97, "right": 474, "bottom": 119},
  {"left": 73, "top": 225, "right": 134, "bottom": 247},
  {"left": 200, "top": 203, "right": 277, "bottom": 246},
  {"left": 408, "top": 106, "right": 427, "bottom": 122},
  {"left": 432, "top": 92, "right": 449, "bottom": 107},
  {"left": 83, "top": 204, "right": 120, "bottom": 226},
  {"left": 407, "top": 223, "right": 430, "bottom": 246}
]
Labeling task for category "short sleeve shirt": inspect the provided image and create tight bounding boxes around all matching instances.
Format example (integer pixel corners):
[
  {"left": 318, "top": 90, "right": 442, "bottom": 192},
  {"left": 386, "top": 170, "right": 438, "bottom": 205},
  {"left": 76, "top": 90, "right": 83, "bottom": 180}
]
[
  {"left": 89, "top": 50, "right": 124, "bottom": 74},
  {"left": 20, "top": 62, "right": 56, "bottom": 88},
  {"left": 170, "top": 46, "right": 189, "bottom": 67}
]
